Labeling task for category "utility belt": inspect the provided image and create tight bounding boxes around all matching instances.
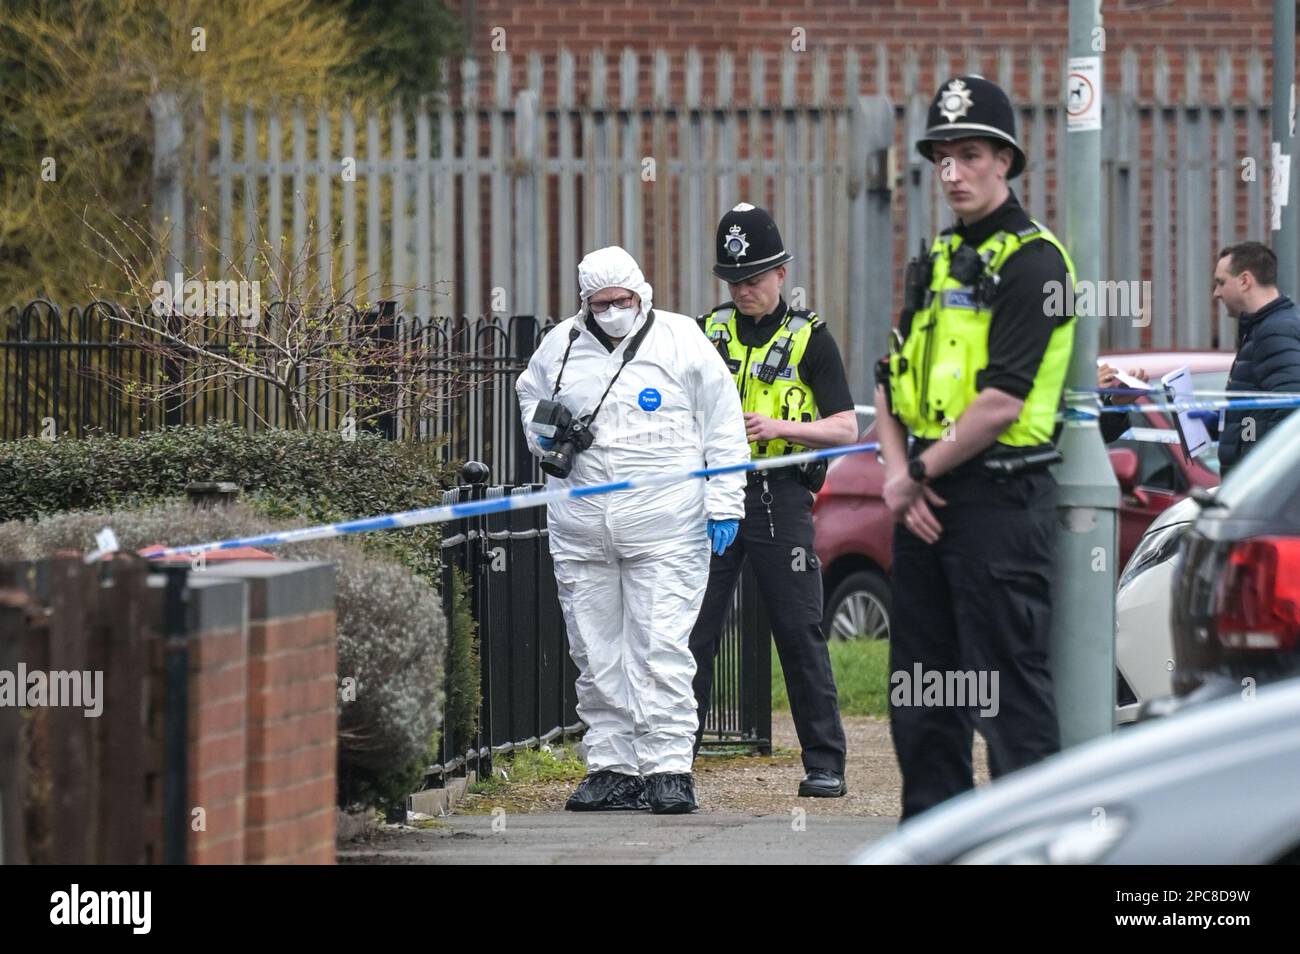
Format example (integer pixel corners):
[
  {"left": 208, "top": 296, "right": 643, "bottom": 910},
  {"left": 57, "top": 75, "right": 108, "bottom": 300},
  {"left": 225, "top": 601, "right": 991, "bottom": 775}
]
[
  {"left": 910, "top": 439, "right": 1062, "bottom": 481},
  {"left": 746, "top": 459, "right": 827, "bottom": 491}
]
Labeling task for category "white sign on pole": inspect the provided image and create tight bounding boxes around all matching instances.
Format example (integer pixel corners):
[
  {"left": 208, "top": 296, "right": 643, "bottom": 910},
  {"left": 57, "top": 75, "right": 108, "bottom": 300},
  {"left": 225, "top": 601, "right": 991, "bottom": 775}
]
[
  {"left": 1272, "top": 141, "right": 1292, "bottom": 232},
  {"left": 1067, "top": 56, "right": 1102, "bottom": 132}
]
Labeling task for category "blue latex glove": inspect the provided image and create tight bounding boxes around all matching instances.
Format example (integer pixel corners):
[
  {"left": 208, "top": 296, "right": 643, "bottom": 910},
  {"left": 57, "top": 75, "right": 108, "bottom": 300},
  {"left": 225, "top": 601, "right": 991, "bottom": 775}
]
[
  {"left": 706, "top": 518, "right": 739, "bottom": 556},
  {"left": 536, "top": 434, "right": 556, "bottom": 450}
]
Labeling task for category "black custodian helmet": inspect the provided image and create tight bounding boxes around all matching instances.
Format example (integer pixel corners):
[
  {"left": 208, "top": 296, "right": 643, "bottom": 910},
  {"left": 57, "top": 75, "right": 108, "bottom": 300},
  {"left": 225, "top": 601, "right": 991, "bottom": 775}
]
[
  {"left": 713, "top": 203, "right": 793, "bottom": 283},
  {"left": 915, "top": 75, "right": 1026, "bottom": 179}
]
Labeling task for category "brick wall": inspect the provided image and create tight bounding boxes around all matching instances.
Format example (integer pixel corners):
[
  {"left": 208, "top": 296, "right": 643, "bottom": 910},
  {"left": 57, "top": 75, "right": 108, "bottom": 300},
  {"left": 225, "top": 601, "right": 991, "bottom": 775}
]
[
  {"left": 0, "top": 556, "right": 338, "bottom": 865},
  {"left": 451, "top": 0, "right": 1295, "bottom": 104}
]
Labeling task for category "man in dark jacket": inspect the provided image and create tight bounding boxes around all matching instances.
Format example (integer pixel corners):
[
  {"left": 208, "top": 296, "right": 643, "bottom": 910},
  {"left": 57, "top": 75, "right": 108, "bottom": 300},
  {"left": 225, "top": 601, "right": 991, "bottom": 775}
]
[{"left": 1212, "top": 242, "right": 1300, "bottom": 475}]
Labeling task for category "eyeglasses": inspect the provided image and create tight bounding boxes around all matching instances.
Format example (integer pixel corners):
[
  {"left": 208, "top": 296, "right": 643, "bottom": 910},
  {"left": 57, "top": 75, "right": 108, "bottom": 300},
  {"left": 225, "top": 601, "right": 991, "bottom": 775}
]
[{"left": 589, "top": 294, "right": 636, "bottom": 314}]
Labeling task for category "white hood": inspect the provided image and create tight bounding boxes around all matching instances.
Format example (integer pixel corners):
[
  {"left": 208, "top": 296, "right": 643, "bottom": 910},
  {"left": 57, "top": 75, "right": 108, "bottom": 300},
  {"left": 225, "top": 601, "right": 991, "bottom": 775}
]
[{"left": 569, "top": 245, "right": 654, "bottom": 331}]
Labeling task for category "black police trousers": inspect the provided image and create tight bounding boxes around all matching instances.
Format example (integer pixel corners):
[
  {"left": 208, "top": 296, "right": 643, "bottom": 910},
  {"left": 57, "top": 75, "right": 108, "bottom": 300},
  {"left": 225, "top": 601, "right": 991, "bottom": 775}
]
[
  {"left": 689, "top": 474, "right": 847, "bottom": 774},
  {"left": 890, "top": 463, "right": 1061, "bottom": 821}
]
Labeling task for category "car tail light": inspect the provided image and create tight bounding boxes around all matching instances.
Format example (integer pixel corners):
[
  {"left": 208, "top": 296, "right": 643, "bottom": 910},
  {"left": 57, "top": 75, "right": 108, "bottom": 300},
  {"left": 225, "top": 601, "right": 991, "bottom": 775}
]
[{"left": 1215, "top": 537, "right": 1300, "bottom": 651}]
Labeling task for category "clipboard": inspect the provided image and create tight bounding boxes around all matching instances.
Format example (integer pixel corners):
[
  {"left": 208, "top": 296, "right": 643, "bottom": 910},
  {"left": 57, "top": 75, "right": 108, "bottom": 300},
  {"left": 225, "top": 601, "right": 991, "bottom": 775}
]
[{"left": 1161, "top": 366, "right": 1212, "bottom": 460}]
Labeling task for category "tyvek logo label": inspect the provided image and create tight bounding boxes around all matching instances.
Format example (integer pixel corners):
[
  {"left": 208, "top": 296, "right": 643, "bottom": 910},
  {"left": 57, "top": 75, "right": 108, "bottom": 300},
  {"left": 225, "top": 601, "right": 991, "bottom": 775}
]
[{"left": 638, "top": 388, "right": 662, "bottom": 411}]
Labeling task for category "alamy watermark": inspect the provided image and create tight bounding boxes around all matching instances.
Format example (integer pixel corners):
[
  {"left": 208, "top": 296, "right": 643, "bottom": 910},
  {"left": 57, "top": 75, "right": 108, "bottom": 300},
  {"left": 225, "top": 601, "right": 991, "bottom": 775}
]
[
  {"left": 890, "top": 663, "right": 1000, "bottom": 718},
  {"left": 50, "top": 884, "right": 150, "bottom": 934},
  {"left": 1044, "top": 278, "right": 1152, "bottom": 327},
  {"left": 0, "top": 665, "right": 103, "bottom": 717},
  {"left": 151, "top": 272, "right": 262, "bottom": 328}
]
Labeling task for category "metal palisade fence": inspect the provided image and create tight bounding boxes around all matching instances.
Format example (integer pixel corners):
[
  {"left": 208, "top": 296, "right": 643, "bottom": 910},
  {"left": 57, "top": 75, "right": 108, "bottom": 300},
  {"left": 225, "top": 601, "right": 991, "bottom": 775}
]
[
  {"left": 150, "top": 44, "right": 1275, "bottom": 420},
  {"left": 4, "top": 45, "right": 1280, "bottom": 451},
  {"left": 163, "top": 48, "right": 893, "bottom": 405}
]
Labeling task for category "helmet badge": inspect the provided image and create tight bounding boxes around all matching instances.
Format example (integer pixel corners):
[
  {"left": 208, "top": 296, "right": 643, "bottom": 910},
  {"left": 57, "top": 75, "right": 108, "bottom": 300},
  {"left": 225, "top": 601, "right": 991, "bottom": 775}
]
[
  {"left": 725, "top": 224, "right": 750, "bottom": 260},
  {"left": 939, "top": 78, "right": 975, "bottom": 123}
]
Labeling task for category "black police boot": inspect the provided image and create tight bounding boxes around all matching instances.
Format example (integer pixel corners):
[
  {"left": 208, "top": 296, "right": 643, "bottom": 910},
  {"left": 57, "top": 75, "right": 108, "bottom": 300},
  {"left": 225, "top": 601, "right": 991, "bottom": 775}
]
[
  {"left": 798, "top": 769, "right": 847, "bottom": 798},
  {"left": 644, "top": 772, "right": 698, "bottom": 815},
  {"left": 564, "top": 771, "right": 647, "bottom": 812}
]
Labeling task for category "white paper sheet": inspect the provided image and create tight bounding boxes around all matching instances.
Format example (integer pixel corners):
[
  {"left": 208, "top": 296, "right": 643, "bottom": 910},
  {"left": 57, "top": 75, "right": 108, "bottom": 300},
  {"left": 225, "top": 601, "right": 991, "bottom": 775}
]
[{"left": 1096, "top": 358, "right": 1153, "bottom": 392}]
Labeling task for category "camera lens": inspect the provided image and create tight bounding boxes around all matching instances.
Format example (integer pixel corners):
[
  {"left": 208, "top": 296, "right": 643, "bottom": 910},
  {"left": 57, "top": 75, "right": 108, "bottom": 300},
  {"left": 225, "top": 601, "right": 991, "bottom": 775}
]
[{"left": 540, "top": 441, "right": 575, "bottom": 478}]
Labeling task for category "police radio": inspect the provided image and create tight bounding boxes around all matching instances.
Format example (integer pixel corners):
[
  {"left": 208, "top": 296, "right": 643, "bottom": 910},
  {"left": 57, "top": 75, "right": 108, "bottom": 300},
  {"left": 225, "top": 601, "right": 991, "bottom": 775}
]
[
  {"left": 903, "top": 241, "right": 934, "bottom": 314},
  {"left": 755, "top": 334, "right": 794, "bottom": 384}
]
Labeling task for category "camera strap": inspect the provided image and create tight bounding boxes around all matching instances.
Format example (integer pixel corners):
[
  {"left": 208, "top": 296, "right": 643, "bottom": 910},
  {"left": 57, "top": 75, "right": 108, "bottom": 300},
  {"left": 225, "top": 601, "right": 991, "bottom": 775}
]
[
  {"left": 551, "top": 310, "right": 658, "bottom": 426},
  {"left": 550, "top": 325, "right": 583, "bottom": 399}
]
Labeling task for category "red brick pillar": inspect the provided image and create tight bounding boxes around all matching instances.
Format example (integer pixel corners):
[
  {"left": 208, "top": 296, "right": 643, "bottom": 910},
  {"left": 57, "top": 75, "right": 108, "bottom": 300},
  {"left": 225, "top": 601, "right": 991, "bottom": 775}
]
[
  {"left": 184, "top": 575, "right": 250, "bottom": 864},
  {"left": 203, "top": 561, "right": 338, "bottom": 864}
]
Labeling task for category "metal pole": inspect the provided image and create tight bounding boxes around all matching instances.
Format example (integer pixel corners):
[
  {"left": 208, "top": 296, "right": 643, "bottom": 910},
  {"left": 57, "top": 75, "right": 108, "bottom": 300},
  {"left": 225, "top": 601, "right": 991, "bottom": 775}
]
[
  {"left": 1049, "top": 0, "right": 1119, "bottom": 748},
  {"left": 1272, "top": 0, "right": 1297, "bottom": 296}
]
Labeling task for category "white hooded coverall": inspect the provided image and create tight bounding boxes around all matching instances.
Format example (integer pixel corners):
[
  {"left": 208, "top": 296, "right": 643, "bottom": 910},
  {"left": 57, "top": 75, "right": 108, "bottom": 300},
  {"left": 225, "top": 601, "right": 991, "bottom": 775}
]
[{"left": 516, "top": 247, "right": 749, "bottom": 776}]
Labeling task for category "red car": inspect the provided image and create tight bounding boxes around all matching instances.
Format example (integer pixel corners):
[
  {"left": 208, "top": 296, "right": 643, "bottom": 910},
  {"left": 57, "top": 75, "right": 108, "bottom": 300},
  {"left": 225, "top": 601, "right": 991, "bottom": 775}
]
[{"left": 814, "top": 351, "right": 1233, "bottom": 640}]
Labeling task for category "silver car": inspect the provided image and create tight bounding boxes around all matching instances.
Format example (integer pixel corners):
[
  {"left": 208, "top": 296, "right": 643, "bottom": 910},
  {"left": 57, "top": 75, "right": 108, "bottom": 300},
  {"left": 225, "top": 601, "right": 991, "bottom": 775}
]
[{"left": 855, "top": 677, "right": 1300, "bottom": 864}]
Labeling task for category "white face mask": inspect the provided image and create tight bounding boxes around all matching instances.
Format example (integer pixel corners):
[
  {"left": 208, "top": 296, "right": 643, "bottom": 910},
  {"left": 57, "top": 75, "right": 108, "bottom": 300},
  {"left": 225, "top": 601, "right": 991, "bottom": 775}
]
[{"left": 591, "top": 303, "right": 638, "bottom": 337}]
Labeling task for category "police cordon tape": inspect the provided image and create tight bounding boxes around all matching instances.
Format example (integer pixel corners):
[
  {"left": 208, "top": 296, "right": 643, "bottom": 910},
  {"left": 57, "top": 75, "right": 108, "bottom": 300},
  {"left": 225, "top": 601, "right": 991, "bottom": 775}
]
[
  {"left": 1064, "top": 391, "right": 1300, "bottom": 420},
  {"left": 1079, "top": 387, "right": 1300, "bottom": 401},
  {"left": 86, "top": 440, "right": 883, "bottom": 563},
  {"left": 82, "top": 390, "right": 1300, "bottom": 563}
]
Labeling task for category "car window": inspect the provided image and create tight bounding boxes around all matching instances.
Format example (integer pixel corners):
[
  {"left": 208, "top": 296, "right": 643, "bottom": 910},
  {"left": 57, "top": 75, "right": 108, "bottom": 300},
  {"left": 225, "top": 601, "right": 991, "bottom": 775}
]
[
  {"left": 1141, "top": 444, "right": 1182, "bottom": 491},
  {"left": 1110, "top": 411, "right": 1183, "bottom": 491},
  {"left": 1193, "top": 442, "right": 1221, "bottom": 476}
]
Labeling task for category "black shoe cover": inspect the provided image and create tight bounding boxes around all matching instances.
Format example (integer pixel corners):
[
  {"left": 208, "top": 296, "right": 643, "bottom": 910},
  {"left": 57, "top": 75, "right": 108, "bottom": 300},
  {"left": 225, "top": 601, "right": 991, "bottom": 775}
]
[
  {"left": 644, "top": 772, "right": 698, "bottom": 814},
  {"left": 564, "top": 771, "right": 647, "bottom": 811}
]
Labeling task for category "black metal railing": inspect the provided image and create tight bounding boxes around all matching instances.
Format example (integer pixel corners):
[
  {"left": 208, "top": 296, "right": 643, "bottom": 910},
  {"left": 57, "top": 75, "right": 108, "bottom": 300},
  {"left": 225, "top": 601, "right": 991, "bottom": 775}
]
[{"left": 1, "top": 300, "right": 554, "bottom": 486}]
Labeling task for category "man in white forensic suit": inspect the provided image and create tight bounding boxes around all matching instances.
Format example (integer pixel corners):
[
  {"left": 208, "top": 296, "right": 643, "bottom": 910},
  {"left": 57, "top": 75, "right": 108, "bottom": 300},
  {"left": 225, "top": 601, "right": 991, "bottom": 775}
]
[{"left": 516, "top": 246, "right": 750, "bottom": 814}]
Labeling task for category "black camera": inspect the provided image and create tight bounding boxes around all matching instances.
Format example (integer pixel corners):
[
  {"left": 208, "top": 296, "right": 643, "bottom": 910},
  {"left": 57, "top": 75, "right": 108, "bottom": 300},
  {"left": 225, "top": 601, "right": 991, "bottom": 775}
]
[
  {"left": 530, "top": 398, "right": 595, "bottom": 478},
  {"left": 948, "top": 244, "right": 1000, "bottom": 304}
]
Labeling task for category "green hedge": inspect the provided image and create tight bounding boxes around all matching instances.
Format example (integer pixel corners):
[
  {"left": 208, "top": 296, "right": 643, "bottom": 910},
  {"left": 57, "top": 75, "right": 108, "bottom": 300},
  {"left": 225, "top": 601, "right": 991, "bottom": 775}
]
[
  {"left": 0, "top": 421, "right": 457, "bottom": 525},
  {"left": 0, "top": 420, "right": 459, "bottom": 588}
]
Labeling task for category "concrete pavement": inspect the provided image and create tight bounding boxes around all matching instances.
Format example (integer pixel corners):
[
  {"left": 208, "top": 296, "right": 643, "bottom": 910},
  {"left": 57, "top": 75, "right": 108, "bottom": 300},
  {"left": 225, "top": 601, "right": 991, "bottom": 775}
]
[{"left": 339, "top": 812, "right": 897, "bottom": 864}]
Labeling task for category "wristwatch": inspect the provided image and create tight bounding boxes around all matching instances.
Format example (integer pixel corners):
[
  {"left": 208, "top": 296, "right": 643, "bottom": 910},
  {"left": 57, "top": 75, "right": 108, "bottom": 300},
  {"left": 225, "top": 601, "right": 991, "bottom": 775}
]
[{"left": 907, "top": 457, "right": 928, "bottom": 483}]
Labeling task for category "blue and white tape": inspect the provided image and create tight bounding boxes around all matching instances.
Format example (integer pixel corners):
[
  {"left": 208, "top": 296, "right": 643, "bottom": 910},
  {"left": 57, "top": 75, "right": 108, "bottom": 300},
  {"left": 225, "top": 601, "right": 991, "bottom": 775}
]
[
  {"left": 1077, "top": 387, "right": 1300, "bottom": 399},
  {"left": 87, "top": 389, "right": 1300, "bottom": 563},
  {"left": 103, "top": 441, "right": 881, "bottom": 562},
  {"left": 1064, "top": 393, "right": 1300, "bottom": 420}
]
